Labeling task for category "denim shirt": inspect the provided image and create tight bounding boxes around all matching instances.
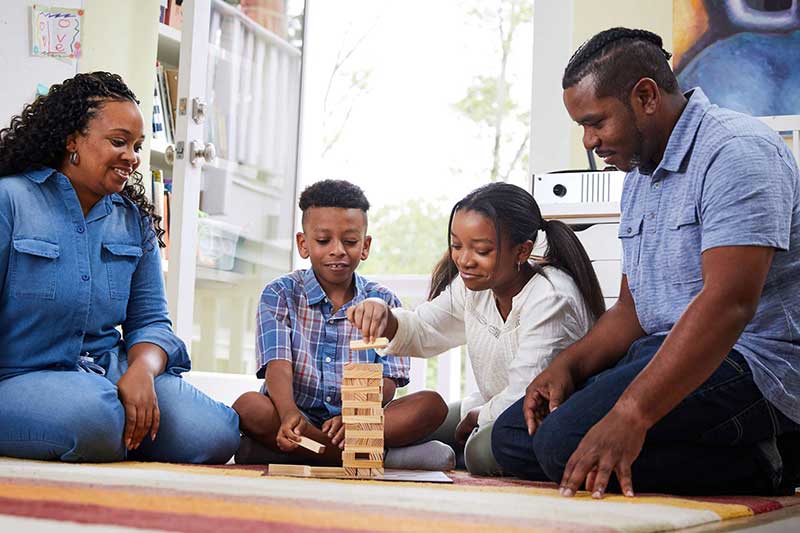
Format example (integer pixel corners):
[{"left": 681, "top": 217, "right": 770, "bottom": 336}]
[
  {"left": 619, "top": 88, "right": 800, "bottom": 423},
  {"left": 0, "top": 167, "right": 190, "bottom": 380}
]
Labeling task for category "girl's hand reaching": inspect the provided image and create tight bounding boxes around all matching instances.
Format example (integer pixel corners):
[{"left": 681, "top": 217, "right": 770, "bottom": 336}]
[{"left": 347, "top": 297, "right": 394, "bottom": 344}]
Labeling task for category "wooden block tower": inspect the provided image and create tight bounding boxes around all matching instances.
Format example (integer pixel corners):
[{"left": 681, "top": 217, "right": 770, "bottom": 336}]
[{"left": 341, "top": 362, "right": 384, "bottom": 478}]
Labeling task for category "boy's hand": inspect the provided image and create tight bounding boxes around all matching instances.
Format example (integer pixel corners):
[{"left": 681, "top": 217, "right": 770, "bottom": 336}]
[
  {"left": 321, "top": 415, "right": 346, "bottom": 449},
  {"left": 276, "top": 409, "right": 306, "bottom": 452},
  {"left": 347, "top": 298, "right": 390, "bottom": 344}
]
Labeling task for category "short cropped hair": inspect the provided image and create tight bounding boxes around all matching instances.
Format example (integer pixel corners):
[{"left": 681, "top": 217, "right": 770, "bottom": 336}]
[
  {"left": 562, "top": 27, "right": 680, "bottom": 103},
  {"left": 298, "top": 179, "right": 370, "bottom": 223}
]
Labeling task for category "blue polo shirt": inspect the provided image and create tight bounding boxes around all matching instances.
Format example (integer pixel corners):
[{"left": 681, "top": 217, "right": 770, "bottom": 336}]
[
  {"left": 619, "top": 88, "right": 800, "bottom": 423},
  {"left": 0, "top": 167, "right": 190, "bottom": 381}
]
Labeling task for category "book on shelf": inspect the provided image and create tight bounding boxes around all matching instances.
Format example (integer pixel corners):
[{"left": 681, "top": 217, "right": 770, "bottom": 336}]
[
  {"left": 164, "top": 67, "right": 179, "bottom": 125},
  {"left": 164, "top": 0, "right": 183, "bottom": 30},
  {"left": 151, "top": 74, "right": 168, "bottom": 152},
  {"left": 158, "top": 0, "right": 169, "bottom": 23},
  {"left": 156, "top": 62, "right": 174, "bottom": 143}
]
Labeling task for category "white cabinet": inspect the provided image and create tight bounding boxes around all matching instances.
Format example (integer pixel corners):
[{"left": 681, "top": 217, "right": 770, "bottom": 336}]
[
  {"left": 539, "top": 203, "right": 623, "bottom": 309},
  {"left": 154, "top": 0, "right": 302, "bottom": 373}
]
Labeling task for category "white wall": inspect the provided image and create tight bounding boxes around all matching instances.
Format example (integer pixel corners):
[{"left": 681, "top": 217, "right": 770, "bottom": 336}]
[
  {"left": 80, "top": 0, "right": 160, "bottom": 185},
  {"left": 0, "top": 0, "right": 82, "bottom": 126}
]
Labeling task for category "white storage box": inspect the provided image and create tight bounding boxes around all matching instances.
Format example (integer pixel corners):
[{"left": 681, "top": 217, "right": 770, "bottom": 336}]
[{"left": 197, "top": 217, "right": 242, "bottom": 271}]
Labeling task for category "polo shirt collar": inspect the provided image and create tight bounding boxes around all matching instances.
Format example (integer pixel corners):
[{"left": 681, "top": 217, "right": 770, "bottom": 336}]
[
  {"left": 658, "top": 87, "right": 712, "bottom": 173},
  {"left": 303, "top": 268, "right": 366, "bottom": 306}
]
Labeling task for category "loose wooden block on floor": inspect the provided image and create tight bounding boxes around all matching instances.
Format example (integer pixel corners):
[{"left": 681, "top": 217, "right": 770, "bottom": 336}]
[
  {"left": 267, "top": 465, "right": 451, "bottom": 482},
  {"left": 268, "top": 464, "right": 347, "bottom": 478}
]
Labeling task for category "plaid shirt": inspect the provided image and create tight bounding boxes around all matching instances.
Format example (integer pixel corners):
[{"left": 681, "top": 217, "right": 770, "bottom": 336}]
[{"left": 256, "top": 268, "right": 410, "bottom": 420}]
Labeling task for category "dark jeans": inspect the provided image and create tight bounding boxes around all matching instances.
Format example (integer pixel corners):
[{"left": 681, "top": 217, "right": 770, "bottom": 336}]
[{"left": 491, "top": 335, "right": 800, "bottom": 495}]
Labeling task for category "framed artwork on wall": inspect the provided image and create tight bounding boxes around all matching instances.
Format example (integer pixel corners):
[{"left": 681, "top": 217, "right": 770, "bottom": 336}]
[{"left": 672, "top": 0, "right": 800, "bottom": 116}]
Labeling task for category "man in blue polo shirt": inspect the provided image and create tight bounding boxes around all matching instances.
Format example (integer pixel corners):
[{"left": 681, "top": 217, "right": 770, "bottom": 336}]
[{"left": 492, "top": 27, "right": 800, "bottom": 498}]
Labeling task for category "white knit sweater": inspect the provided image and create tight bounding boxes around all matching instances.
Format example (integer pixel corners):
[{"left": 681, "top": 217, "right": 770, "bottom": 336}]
[{"left": 383, "top": 266, "right": 594, "bottom": 426}]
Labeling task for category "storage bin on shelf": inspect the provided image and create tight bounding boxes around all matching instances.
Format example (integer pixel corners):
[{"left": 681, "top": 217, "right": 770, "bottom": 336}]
[{"left": 197, "top": 217, "right": 242, "bottom": 271}]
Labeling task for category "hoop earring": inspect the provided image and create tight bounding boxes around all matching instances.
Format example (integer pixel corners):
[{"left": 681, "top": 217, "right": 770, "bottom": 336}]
[{"left": 69, "top": 151, "right": 79, "bottom": 165}]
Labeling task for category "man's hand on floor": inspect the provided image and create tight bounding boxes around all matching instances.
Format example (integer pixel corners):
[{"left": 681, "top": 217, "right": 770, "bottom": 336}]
[{"left": 559, "top": 407, "right": 647, "bottom": 499}]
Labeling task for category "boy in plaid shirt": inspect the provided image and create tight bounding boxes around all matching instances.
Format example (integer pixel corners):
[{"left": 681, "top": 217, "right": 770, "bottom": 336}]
[{"left": 233, "top": 180, "right": 452, "bottom": 469}]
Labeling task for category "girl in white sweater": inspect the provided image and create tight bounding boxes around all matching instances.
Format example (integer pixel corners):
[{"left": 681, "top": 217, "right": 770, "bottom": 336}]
[{"left": 347, "top": 183, "right": 605, "bottom": 475}]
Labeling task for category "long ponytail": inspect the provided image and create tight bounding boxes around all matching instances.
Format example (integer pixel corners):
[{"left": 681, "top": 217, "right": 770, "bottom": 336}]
[
  {"left": 427, "top": 183, "right": 605, "bottom": 321},
  {"left": 542, "top": 220, "right": 606, "bottom": 320}
]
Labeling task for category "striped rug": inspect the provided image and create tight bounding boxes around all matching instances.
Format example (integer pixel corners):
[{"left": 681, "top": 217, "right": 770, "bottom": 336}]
[{"left": 0, "top": 457, "right": 797, "bottom": 532}]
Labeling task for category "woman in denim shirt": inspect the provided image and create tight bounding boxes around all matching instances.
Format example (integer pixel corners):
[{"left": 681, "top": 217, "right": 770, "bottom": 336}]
[{"left": 0, "top": 72, "right": 240, "bottom": 463}]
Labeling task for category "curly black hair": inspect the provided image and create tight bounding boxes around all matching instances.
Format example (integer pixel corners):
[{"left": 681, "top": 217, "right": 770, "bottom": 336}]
[
  {"left": 562, "top": 27, "right": 679, "bottom": 103},
  {"left": 0, "top": 71, "right": 165, "bottom": 247},
  {"left": 298, "top": 179, "right": 370, "bottom": 225}
]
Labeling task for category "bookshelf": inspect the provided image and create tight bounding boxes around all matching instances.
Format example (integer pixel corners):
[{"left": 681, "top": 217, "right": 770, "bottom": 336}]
[
  {"left": 157, "top": 23, "right": 182, "bottom": 67},
  {"left": 153, "top": 0, "right": 302, "bottom": 374}
]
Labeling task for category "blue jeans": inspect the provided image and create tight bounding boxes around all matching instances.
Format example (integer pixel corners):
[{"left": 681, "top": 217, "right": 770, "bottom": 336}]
[
  {"left": 0, "top": 350, "right": 240, "bottom": 464},
  {"left": 491, "top": 335, "right": 800, "bottom": 495}
]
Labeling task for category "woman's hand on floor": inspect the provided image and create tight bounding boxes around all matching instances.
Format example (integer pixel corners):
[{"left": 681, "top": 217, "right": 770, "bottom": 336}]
[
  {"left": 117, "top": 365, "right": 160, "bottom": 450},
  {"left": 523, "top": 362, "right": 576, "bottom": 436}
]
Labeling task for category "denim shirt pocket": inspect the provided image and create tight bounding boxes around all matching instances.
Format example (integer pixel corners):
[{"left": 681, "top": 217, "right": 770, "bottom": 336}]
[
  {"left": 668, "top": 206, "right": 703, "bottom": 285},
  {"left": 618, "top": 214, "right": 644, "bottom": 290},
  {"left": 103, "top": 243, "right": 143, "bottom": 300},
  {"left": 11, "top": 238, "right": 60, "bottom": 299}
]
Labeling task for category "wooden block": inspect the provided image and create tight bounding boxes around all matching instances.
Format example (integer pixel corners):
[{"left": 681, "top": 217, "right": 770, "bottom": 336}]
[
  {"left": 342, "top": 363, "right": 384, "bottom": 378},
  {"left": 342, "top": 451, "right": 383, "bottom": 469},
  {"left": 268, "top": 464, "right": 311, "bottom": 477},
  {"left": 344, "top": 438, "right": 383, "bottom": 449},
  {"left": 342, "top": 407, "right": 382, "bottom": 417},
  {"left": 341, "top": 399, "right": 382, "bottom": 409},
  {"left": 349, "top": 338, "right": 389, "bottom": 351},
  {"left": 345, "top": 429, "right": 383, "bottom": 439},
  {"left": 343, "top": 467, "right": 358, "bottom": 477},
  {"left": 268, "top": 464, "right": 347, "bottom": 478},
  {"left": 341, "top": 394, "right": 381, "bottom": 405},
  {"left": 341, "top": 385, "right": 382, "bottom": 395},
  {"left": 297, "top": 436, "right": 326, "bottom": 454},
  {"left": 345, "top": 445, "right": 384, "bottom": 454},
  {"left": 342, "top": 378, "right": 383, "bottom": 389},
  {"left": 352, "top": 422, "right": 384, "bottom": 432},
  {"left": 342, "top": 415, "right": 383, "bottom": 424},
  {"left": 346, "top": 459, "right": 382, "bottom": 468},
  {"left": 308, "top": 466, "right": 348, "bottom": 478}
]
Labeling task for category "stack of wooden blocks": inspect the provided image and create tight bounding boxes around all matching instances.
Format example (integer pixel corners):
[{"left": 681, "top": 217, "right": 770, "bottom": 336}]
[{"left": 341, "top": 362, "right": 384, "bottom": 478}]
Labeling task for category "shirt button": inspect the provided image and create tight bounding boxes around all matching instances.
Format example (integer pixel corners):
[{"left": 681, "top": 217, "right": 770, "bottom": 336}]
[
  {"left": 326, "top": 396, "right": 331, "bottom": 402},
  {"left": 81, "top": 274, "right": 90, "bottom": 281},
  {"left": 654, "top": 182, "right": 660, "bottom": 189},
  {"left": 325, "top": 357, "right": 332, "bottom": 363},
  {"left": 626, "top": 227, "right": 632, "bottom": 234},
  {"left": 76, "top": 226, "right": 85, "bottom": 233}
]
